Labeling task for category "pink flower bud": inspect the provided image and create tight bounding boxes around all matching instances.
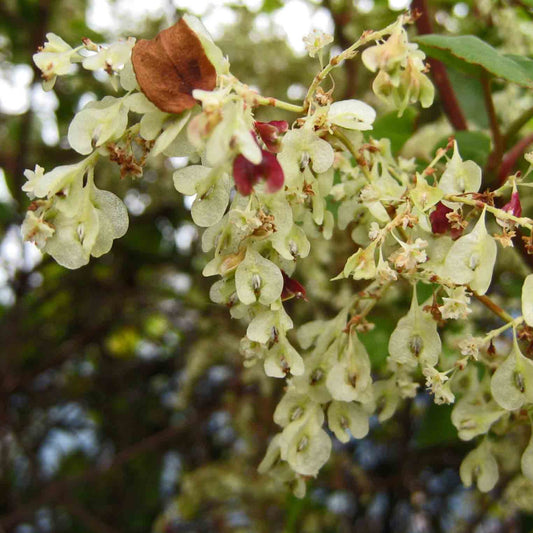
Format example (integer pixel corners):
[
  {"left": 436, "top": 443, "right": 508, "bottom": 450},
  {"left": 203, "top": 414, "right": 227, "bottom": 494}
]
[
  {"left": 281, "top": 270, "right": 307, "bottom": 301},
  {"left": 502, "top": 191, "right": 522, "bottom": 218}
]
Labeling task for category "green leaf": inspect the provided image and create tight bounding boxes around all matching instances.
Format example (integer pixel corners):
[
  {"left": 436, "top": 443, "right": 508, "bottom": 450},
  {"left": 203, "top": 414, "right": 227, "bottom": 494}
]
[
  {"left": 447, "top": 68, "right": 489, "bottom": 129},
  {"left": 371, "top": 107, "right": 417, "bottom": 154},
  {"left": 414, "top": 34, "right": 533, "bottom": 88},
  {"left": 261, "top": 0, "right": 283, "bottom": 12},
  {"left": 506, "top": 55, "right": 533, "bottom": 80},
  {"left": 433, "top": 131, "right": 491, "bottom": 168}
]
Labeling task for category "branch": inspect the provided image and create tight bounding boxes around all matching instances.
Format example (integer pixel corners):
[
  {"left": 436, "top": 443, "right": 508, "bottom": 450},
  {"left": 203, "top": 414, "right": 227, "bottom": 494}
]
[
  {"left": 412, "top": 0, "right": 468, "bottom": 131},
  {"left": 63, "top": 496, "right": 119, "bottom": 533},
  {"left": 0, "top": 421, "right": 191, "bottom": 530}
]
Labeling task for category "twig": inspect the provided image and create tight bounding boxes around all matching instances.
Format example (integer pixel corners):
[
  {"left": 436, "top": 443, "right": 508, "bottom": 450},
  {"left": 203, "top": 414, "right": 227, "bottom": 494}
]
[
  {"left": 63, "top": 495, "right": 119, "bottom": 533},
  {"left": 412, "top": 0, "right": 468, "bottom": 131},
  {"left": 0, "top": 421, "right": 190, "bottom": 530},
  {"left": 471, "top": 291, "right": 514, "bottom": 323}
]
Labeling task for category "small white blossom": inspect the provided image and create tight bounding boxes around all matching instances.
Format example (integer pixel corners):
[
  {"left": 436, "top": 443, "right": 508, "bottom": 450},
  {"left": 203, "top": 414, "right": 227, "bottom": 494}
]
[
  {"left": 33, "top": 33, "right": 79, "bottom": 90},
  {"left": 391, "top": 238, "right": 428, "bottom": 271},
  {"left": 439, "top": 287, "right": 472, "bottom": 320},
  {"left": 81, "top": 38, "right": 135, "bottom": 74},
  {"left": 303, "top": 29, "right": 333, "bottom": 58},
  {"left": 423, "top": 367, "right": 455, "bottom": 405},
  {"left": 21, "top": 210, "right": 55, "bottom": 249},
  {"left": 21, "top": 165, "right": 45, "bottom": 199},
  {"left": 458, "top": 335, "right": 483, "bottom": 360},
  {"left": 368, "top": 222, "right": 381, "bottom": 241}
]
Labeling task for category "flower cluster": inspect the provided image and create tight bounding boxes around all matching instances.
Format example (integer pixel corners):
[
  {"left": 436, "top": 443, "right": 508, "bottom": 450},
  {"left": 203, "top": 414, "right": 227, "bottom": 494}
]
[
  {"left": 22, "top": 12, "right": 533, "bottom": 501},
  {"left": 362, "top": 23, "right": 434, "bottom": 114}
]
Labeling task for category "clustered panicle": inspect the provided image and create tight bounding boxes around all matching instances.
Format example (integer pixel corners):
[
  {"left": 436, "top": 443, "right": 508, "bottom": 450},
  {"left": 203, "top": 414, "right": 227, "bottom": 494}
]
[{"left": 22, "top": 12, "right": 533, "bottom": 500}]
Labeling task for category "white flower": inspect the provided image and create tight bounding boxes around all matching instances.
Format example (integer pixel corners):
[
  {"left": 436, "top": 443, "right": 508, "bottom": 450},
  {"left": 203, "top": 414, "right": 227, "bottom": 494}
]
[
  {"left": 33, "top": 33, "right": 79, "bottom": 90},
  {"left": 303, "top": 29, "right": 333, "bottom": 58},
  {"left": 391, "top": 237, "right": 428, "bottom": 271},
  {"left": 22, "top": 161, "right": 87, "bottom": 202},
  {"left": 439, "top": 287, "right": 472, "bottom": 320},
  {"left": 368, "top": 222, "right": 381, "bottom": 241},
  {"left": 21, "top": 165, "right": 45, "bottom": 199},
  {"left": 82, "top": 38, "right": 135, "bottom": 73},
  {"left": 21, "top": 210, "right": 55, "bottom": 249},
  {"left": 458, "top": 335, "right": 483, "bottom": 360},
  {"left": 423, "top": 367, "right": 455, "bottom": 405}
]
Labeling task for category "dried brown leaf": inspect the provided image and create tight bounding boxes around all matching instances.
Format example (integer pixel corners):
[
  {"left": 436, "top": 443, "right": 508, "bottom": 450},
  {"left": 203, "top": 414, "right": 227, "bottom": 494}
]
[{"left": 131, "top": 18, "right": 216, "bottom": 114}]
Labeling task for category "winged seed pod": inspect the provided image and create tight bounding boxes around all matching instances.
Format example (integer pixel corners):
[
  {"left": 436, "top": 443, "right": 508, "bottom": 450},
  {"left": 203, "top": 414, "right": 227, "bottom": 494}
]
[
  {"left": 451, "top": 377, "right": 505, "bottom": 441},
  {"left": 263, "top": 337, "right": 305, "bottom": 378},
  {"left": 325, "top": 330, "right": 373, "bottom": 402},
  {"left": 460, "top": 439, "right": 499, "bottom": 493},
  {"left": 439, "top": 141, "right": 482, "bottom": 198},
  {"left": 388, "top": 286, "right": 441, "bottom": 368},
  {"left": 443, "top": 209, "right": 497, "bottom": 295},
  {"left": 327, "top": 401, "right": 370, "bottom": 443},
  {"left": 68, "top": 96, "right": 129, "bottom": 155},
  {"left": 278, "top": 406, "right": 331, "bottom": 477},
  {"left": 521, "top": 425, "right": 533, "bottom": 482},
  {"left": 522, "top": 274, "right": 533, "bottom": 327},
  {"left": 173, "top": 165, "right": 231, "bottom": 227},
  {"left": 491, "top": 333, "right": 533, "bottom": 411},
  {"left": 235, "top": 248, "right": 283, "bottom": 306}
]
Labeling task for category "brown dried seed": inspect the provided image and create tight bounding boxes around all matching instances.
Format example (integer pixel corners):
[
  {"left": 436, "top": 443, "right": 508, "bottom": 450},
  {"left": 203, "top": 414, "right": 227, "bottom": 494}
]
[{"left": 131, "top": 18, "right": 216, "bottom": 114}]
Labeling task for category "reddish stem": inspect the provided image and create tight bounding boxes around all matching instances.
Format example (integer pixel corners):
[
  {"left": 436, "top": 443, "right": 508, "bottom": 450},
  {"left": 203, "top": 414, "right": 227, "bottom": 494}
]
[
  {"left": 498, "top": 133, "right": 533, "bottom": 186},
  {"left": 412, "top": 0, "right": 468, "bottom": 131}
]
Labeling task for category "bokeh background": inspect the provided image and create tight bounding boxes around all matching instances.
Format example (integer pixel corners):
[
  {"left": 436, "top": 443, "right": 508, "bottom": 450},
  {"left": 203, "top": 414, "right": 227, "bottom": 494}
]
[{"left": 1, "top": 0, "right": 533, "bottom": 531}]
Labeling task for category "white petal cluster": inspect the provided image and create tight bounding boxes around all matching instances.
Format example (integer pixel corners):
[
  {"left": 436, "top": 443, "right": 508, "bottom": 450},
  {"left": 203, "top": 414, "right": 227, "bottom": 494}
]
[
  {"left": 33, "top": 33, "right": 81, "bottom": 90},
  {"left": 82, "top": 38, "right": 135, "bottom": 73},
  {"left": 362, "top": 25, "right": 434, "bottom": 114},
  {"left": 303, "top": 29, "right": 333, "bottom": 58}
]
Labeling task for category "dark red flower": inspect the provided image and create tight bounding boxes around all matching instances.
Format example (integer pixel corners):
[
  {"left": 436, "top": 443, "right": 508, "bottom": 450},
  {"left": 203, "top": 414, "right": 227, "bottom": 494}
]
[
  {"left": 430, "top": 202, "right": 463, "bottom": 239},
  {"left": 254, "top": 121, "right": 288, "bottom": 153},
  {"left": 233, "top": 149, "right": 284, "bottom": 196},
  {"left": 502, "top": 191, "right": 522, "bottom": 218},
  {"left": 281, "top": 270, "right": 307, "bottom": 301},
  {"left": 430, "top": 202, "right": 452, "bottom": 235}
]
